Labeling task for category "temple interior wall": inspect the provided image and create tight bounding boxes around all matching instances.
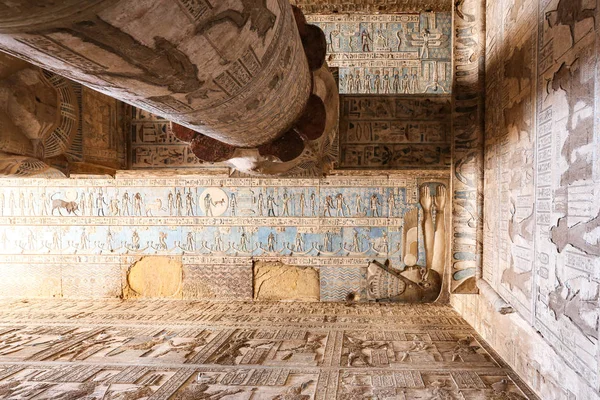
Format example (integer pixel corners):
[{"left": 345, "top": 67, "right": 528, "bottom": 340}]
[{"left": 452, "top": 0, "right": 600, "bottom": 397}]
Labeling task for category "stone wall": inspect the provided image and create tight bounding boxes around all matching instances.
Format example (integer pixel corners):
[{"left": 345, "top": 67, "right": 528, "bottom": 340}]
[
  {"left": 0, "top": 172, "right": 449, "bottom": 303},
  {"left": 453, "top": 0, "right": 600, "bottom": 396}
]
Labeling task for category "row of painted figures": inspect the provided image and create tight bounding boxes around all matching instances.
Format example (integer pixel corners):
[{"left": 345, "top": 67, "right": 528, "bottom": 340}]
[
  {"left": 3, "top": 224, "right": 401, "bottom": 257},
  {"left": 0, "top": 187, "right": 411, "bottom": 218}
]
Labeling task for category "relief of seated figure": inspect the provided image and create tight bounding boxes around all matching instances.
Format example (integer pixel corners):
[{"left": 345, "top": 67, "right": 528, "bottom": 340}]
[{"left": 367, "top": 184, "right": 447, "bottom": 303}]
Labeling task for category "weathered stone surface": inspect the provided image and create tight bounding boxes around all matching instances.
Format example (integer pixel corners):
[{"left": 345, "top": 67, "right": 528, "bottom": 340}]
[
  {"left": 0, "top": 298, "right": 537, "bottom": 399},
  {"left": 254, "top": 261, "right": 320, "bottom": 302},
  {"left": 0, "top": 0, "right": 312, "bottom": 149},
  {"left": 125, "top": 256, "right": 182, "bottom": 299}
]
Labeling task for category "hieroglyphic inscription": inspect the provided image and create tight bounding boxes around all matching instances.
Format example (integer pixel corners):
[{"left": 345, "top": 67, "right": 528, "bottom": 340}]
[
  {"left": 0, "top": 299, "right": 539, "bottom": 399},
  {"left": 338, "top": 96, "right": 451, "bottom": 169},
  {"left": 450, "top": 0, "right": 486, "bottom": 293},
  {"left": 0, "top": 172, "right": 449, "bottom": 302},
  {"left": 307, "top": 13, "right": 452, "bottom": 94}
]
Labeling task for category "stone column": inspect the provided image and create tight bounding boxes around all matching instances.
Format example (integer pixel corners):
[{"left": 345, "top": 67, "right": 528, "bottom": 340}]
[
  {"left": 451, "top": 0, "right": 485, "bottom": 293},
  {"left": 0, "top": 0, "right": 312, "bottom": 149}
]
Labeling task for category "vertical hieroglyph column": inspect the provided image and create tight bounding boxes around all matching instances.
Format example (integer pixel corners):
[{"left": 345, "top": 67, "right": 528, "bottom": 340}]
[
  {"left": 451, "top": 0, "right": 485, "bottom": 293},
  {"left": 0, "top": 0, "right": 311, "bottom": 148}
]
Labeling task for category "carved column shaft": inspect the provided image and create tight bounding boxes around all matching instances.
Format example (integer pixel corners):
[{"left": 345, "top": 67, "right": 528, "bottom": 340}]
[
  {"left": 451, "top": 0, "right": 485, "bottom": 293},
  {"left": 0, "top": 0, "right": 311, "bottom": 148}
]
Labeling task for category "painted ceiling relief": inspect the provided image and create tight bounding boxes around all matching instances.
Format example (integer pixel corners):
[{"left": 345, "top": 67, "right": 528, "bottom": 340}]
[
  {"left": 308, "top": 13, "right": 452, "bottom": 94},
  {"left": 290, "top": 0, "right": 452, "bottom": 13},
  {"left": 338, "top": 96, "right": 451, "bottom": 170},
  {"left": 0, "top": 173, "right": 449, "bottom": 303},
  {"left": 0, "top": 300, "right": 537, "bottom": 399}
]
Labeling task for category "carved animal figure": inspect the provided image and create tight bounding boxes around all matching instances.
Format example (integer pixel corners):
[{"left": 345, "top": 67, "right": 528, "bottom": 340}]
[
  {"left": 545, "top": 0, "right": 596, "bottom": 45},
  {"left": 547, "top": 277, "right": 599, "bottom": 340},
  {"left": 145, "top": 198, "right": 166, "bottom": 216},
  {"left": 51, "top": 193, "right": 79, "bottom": 216},
  {"left": 195, "top": 0, "right": 276, "bottom": 41}
]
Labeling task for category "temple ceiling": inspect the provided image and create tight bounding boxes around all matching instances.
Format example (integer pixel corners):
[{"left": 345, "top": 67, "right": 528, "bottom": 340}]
[{"left": 291, "top": 0, "right": 452, "bottom": 13}]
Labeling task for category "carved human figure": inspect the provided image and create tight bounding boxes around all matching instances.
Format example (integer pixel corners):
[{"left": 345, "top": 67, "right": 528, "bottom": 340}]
[
  {"left": 39, "top": 192, "right": 48, "bottom": 216},
  {"left": 266, "top": 195, "right": 278, "bottom": 217},
  {"left": 393, "top": 73, "right": 401, "bottom": 93},
  {"left": 239, "top": 233, "right": 249, "bottom": 252},
  {"left": 355, "top": 194, "right": 363, "bottom": 216},
  {"left": 175, "top": 190, "right": 183, "bottom": 216},
  {"left": 96, "top": 189, "right": 107, "bottom": 216},
  {"left": 258, "top": 192, "right": 264, "bottom": 216},
  {"left": 344, "top": 335, "right": 387, "bottom": 367},
  {"left": 388, "top": 192, "right": 396, "bottom": 217},
  {"left": 299, "top": 192, "right": 305, "bottom": 217},
  {"left": 345, "top": 73, "right": 355, "bottom": 93},
  {"left": 133, "top": 192, "right": 143, "bottom": 216},
  {"left": 281, "top": 192, "right": 291, "bottom": 216},
  {"left": 373, "top": 73, "right": 381, "bottom": 94},
  {"left": 186, "top": 232, "right": 195, "bottom": 251},
  {"left": 369, "top": 194, "right": 380, "bottom": 217},
  {"left": 361, "top": 28, "right": 372, "bottom": 52},
  {"left": 295, "top": 233, "right": 304, "bottom": 252},
  {"left": 167, "top": 190, "right": 174, "bottom": 216},
  {"left": 420, "top": 185, "right": 447, "bottom": 277},
  {"left": 267, "top": 232, "right": 276, "bottom": 252},
  {"left": 401, "top": 74, "right": 410, "bottom": 93},
  {"left": 324, "top": 195, "right": 334, "bottom": 217},
  {"left": 122, "top": 191, "right": 131, "bottom": 216},
  {"left": 186, "top": 191, "right": 195, "bottom": 216},
  {"left": 310, "top": 193, "right": 316, "bottom": 216},
  {"left": 335, "top": 193, "right": 348, "bottom": 217},
  {"left": 383, "top": 73, "right": 390, "bottom": 94},
  {"left": 131, "top": 230, "right": 140, "bottom": 250},
  {"left": 363, "top": 74, "right": 372, "bottom": 93}
]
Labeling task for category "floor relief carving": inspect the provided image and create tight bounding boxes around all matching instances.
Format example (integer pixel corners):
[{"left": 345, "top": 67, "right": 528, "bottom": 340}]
[
  {"left": 0, "top": 299, "right": 538, "bottom": 399},
  {"left": 0, "top": 173, "right": 448, "bottom": 303}
]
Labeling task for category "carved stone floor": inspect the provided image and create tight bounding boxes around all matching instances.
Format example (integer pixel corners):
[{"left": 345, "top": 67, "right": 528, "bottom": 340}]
[{"left": 0, "top": 299, "right": 538, "bottom": 399}]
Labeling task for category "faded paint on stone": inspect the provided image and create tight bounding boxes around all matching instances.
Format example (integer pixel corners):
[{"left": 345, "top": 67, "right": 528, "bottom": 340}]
[
  {"left": 125, "top": 256, "right": 182, "bottom": 299},
  {"left": 254, "top": 261, "right": 320, "bottom": 302}
]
